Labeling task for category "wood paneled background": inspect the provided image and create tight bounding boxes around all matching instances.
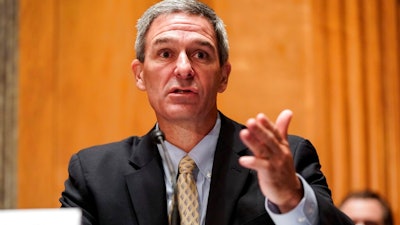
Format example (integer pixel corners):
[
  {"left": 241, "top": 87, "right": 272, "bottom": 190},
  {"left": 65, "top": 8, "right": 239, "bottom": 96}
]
[{"left": 18, "top": 0, "right": 400, "bottom": 223}]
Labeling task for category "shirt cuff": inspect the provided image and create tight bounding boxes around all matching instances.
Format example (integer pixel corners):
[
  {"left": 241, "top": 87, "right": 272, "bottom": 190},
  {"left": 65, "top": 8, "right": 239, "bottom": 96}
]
[{"left": 265, "top": 174, "right": 319, "bottom": 225}]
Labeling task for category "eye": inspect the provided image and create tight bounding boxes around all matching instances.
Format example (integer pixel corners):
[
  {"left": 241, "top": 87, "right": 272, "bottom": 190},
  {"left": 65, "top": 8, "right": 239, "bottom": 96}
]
[
  {"left": 159, "top": 50, "right": 172, "bottom": 58},
  {"left": 194, "top": 51, "right": 209, "bottom": 60}
]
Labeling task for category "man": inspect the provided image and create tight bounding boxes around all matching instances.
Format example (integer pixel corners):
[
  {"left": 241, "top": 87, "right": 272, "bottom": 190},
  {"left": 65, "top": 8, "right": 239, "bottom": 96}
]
[
  {"left": 339, "top": 190, "right": 394, "bottom": 225},
  {"left": 60, "top": 0, "right": 353, "bottom": 224}
]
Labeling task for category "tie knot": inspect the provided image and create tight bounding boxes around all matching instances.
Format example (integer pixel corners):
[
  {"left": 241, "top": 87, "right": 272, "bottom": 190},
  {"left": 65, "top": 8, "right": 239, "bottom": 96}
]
[{"left": 178, "top": 156, "right": 196, "bottom": 174}]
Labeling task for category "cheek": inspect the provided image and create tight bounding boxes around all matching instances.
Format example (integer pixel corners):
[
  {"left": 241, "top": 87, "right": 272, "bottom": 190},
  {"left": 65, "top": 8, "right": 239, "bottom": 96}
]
[
  {"left": 143, "top": 80, "right": 160, "bottom": 96},
  {"left": 141, "top": 69, "right": 161, "bottom": 90},
  {"left": 141, "top": 73, "right": 167, "bottom": 98},
  {"left": 145, "top": 83, "right": 163, "bottom": 109}
]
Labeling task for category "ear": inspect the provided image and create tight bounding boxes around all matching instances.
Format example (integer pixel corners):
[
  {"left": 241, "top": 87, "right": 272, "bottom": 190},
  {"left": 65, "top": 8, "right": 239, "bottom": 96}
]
[
  {"left": 131, "top": 59, "right": 146, "bottom": 91},
  {"left": 217, "top": 61, "right": 231, "bottom": 93}
]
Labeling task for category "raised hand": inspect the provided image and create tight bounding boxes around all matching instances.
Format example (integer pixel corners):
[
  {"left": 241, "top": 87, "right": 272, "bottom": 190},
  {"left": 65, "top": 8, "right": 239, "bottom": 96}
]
[{"left": 239, "top": 109, "right": 303, "bottom": 213}]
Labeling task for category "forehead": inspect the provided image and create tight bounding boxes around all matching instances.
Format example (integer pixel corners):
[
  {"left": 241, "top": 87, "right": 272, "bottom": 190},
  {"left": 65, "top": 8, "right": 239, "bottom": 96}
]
[
  {"left": 341, "top": 199, "right": 384, "bottom": 222},
  {"left": 145, "top": 12, "right": 217, "bottom": 45}
]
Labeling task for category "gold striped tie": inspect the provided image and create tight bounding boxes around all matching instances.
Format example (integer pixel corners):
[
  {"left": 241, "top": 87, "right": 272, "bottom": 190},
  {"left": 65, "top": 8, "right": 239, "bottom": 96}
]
[{"left": 177, "top": 155, "right": 199, "bottom": 225}]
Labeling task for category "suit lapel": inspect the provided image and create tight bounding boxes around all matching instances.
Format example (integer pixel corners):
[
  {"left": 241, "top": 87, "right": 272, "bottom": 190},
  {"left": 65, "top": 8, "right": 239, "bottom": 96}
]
[
  {"left": 125, "top": 130, "right": 169, "bottom": 225},
  {"left": 205, "top": 114, "right": 251, "bottom": 225}
]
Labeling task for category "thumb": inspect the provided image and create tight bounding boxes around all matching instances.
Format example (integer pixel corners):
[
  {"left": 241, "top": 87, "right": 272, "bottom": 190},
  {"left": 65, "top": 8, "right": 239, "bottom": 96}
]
[{"left": 275, "top": 109, "right": 293, "bottom": 138}]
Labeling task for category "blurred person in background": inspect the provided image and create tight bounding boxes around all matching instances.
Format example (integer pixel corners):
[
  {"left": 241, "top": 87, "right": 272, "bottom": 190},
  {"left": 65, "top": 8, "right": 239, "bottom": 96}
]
[{"left": 339, "top": 190, "right": 394, "bottom": 225}]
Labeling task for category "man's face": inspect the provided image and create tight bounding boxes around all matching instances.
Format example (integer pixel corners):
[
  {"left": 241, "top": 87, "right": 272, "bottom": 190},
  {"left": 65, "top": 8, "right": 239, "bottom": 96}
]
[
  {"left": 132, "top": 13, "right": 231, "bottom": 123},
  {"left": 340, "top": 198, "right": 385, "bottom": 225}
]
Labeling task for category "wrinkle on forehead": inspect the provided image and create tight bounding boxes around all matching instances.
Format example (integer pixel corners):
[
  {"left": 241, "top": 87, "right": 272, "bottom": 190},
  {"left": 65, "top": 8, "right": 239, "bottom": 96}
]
[{"left": 147, "top": 13, "right": 216, "bottom": 45}]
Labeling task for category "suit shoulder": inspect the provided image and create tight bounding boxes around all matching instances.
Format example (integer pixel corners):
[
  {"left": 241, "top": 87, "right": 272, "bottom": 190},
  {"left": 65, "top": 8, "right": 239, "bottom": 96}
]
[
  {"left": 75, "top": 136, "right": 141, "bottom": 161},
  {"left": 287, "top": 135, "right": 315, "bottom": 150},
  {"left": 287, "top": 134, "right": 306, "bottom": 143}
]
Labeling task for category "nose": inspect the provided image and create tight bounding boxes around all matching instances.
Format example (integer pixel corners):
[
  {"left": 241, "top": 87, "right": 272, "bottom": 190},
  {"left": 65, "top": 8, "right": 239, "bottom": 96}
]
[{"left": 174, "top": 51, "right": 194, "bottom": 79}]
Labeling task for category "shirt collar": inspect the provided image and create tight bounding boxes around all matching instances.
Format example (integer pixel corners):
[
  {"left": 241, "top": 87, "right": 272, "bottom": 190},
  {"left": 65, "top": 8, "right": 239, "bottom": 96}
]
[{"left": 160, "top": 114, "right": 221, "bottom": 180}]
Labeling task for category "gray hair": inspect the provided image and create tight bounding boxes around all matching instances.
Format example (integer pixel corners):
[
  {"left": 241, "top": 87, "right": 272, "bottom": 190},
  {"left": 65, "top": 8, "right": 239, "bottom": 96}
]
[{"left": 135, "top": 0, "right": 229, "bottom": 66}]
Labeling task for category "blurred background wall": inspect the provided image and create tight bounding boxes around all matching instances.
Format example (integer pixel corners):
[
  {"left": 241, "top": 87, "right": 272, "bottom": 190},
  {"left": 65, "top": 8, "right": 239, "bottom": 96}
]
[{"left": 1, "top": 0, "right": 399, "bottom": 223}]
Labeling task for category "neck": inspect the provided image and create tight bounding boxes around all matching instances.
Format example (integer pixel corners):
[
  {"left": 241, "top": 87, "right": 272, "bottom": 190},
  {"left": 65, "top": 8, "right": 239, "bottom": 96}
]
[{"left": 157, "top": 112, "right": 218, "bottom": 152}]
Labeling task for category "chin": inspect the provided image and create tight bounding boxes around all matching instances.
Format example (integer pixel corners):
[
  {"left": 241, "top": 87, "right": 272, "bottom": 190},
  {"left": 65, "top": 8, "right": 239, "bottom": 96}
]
[{"left": 164, "top": 108, "right": 201, "bottom": 120}]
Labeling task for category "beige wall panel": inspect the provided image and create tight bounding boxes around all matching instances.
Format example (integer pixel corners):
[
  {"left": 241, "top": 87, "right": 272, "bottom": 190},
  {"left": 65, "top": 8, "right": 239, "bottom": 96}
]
[
  {"left": 215, "top": 0, "right": 312, "bottom": 134},
  {"left": 18, "top": 0, "right": 158, "bottom": 207},
  {"left": 53, "top": 0, "right": 155, "bottom": 198},
  {"left": 18, "top": 0, "right": 58, "bottom": 208}
]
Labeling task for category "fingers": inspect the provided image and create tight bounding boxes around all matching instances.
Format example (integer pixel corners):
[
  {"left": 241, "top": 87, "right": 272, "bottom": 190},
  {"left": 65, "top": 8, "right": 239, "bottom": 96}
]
[
  {"left": 239, "top": 110, "right": 300, "bottom": 209},
  {"left": 239, "top": 110, "right": 292, "bottom": 159},
  {"left": 240, "top": 128, "right": 274, "bottom": 159},
  {"left": 275, "top": 109, "right": 293, "bottom": 139},
  {"left": 239, "top": 155, "right": 268, "bottom": 171}
]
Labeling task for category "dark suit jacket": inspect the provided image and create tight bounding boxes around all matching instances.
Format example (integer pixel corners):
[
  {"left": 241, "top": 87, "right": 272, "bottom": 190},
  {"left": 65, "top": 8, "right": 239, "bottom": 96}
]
[{"left": 60, "top": 113, "right": 353, "bottom": 225}]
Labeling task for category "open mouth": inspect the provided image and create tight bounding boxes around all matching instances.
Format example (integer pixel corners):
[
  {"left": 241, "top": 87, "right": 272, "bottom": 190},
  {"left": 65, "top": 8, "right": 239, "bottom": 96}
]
[{"left": 174, "top": 89, "right": 193, "bottom": 94}]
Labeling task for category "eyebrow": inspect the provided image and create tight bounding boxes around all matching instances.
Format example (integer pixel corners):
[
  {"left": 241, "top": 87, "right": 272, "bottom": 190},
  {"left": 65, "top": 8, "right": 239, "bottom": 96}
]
[{"left": 153, "top": 37, "right": 172, "bottom": 46}]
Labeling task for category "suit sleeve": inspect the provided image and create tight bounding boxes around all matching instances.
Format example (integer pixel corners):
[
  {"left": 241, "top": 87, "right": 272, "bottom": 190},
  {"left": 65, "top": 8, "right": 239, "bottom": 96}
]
[
  {"left": 289, "top": 136, "right": 354, "bottom": 225},
  {"left": 59, "top": 154, "right": 98, "bottom": 225}
]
